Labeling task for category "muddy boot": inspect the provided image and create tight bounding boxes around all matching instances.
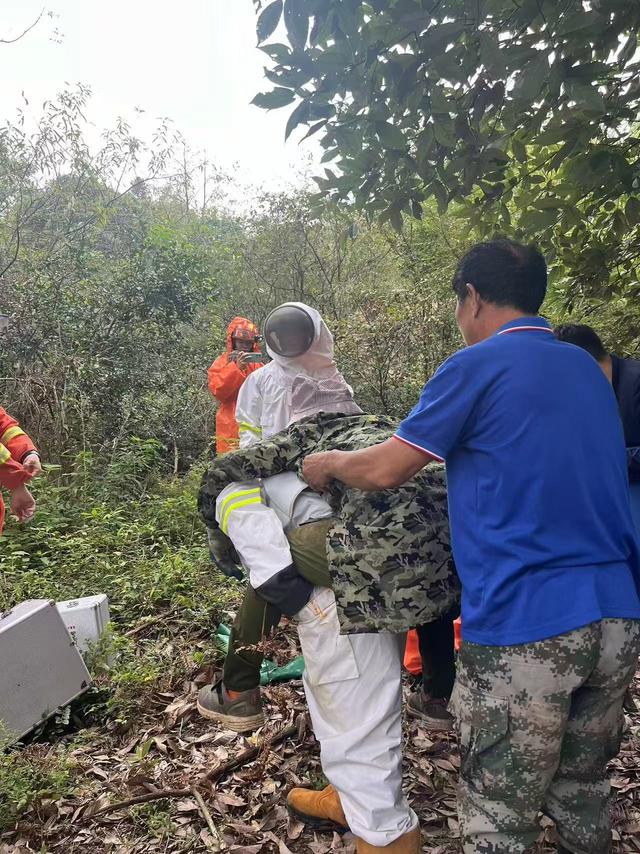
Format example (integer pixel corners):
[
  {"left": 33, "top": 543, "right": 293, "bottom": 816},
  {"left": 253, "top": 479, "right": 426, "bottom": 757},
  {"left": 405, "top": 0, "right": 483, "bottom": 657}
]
[
  {"left": 356, "top": 826, "right": 421, "bottom": 852},
  {"left": 406, "top": 690, "right": 454, "bottom": 731},
  {"left": 286, "top": 784, "right": 349, "bottom": 833},
  {"left": 197, "top": 680, "right": 264, "bottom": 732}
]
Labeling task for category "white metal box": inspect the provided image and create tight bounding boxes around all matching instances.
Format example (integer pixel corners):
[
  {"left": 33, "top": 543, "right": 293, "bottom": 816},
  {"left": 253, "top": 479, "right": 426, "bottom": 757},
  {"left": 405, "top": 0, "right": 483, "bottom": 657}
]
[
  {"left": 0, "top": 599, "right": 92, "bottom": 744},
  {"left": 56, "top": 594, "right": 111, "bottom": 655}
]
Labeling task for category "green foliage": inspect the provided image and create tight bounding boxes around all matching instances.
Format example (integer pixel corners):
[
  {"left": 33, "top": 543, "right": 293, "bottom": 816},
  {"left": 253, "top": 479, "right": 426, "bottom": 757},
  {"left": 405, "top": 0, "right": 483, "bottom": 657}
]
[
  {"left": 223, "top": 189, "right": 466, "bottom": 414},
  {"left": 252, "top": 0, "right": 640, "bottom": 315},
  {"left": 0, "top": 444, "right": 223, "bottom": 617},
  {"left": 0, "top": 748, "right": 74, "bottom": 831},
  {"left": 128, "top": 802, "right": 175, "bottom": 840},
  {"left": 0, "top": 441, "right": 238, "bottom": 721}
]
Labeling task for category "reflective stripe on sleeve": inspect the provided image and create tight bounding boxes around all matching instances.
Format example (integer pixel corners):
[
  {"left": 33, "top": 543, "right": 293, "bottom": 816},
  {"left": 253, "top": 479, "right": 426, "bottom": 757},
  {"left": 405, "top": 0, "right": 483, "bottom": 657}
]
[
  {"left": 1, "top": 426, "right": 25, "bottom": 444},
  {"left": 0, "top": 444, "right": 11, "bottom": 465},
  {"left": 237, "top": 421, "right": 262, "bottom": 438},
  {"left": 219, "top": 487, "right": 263, "bottom": 534}
]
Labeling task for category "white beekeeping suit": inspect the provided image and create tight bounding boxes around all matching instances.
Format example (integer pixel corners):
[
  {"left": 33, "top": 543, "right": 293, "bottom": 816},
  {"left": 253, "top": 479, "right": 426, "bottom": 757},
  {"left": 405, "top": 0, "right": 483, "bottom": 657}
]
[
  {"left": 217, "top": 301, "right": 360, "bottom": 615},
  {"left": 235, "top": 302, "right": 353, "bottom": 447},
  {"left": 216, "top": 371, "right": 360, "bottom": 615},
  {"left": 217, "top": 375, "right": 418, "bottom": 849}
]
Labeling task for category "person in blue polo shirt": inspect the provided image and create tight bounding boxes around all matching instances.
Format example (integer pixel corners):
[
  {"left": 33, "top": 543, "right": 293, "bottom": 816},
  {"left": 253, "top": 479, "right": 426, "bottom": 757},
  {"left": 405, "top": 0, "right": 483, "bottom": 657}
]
[{"left": 302, "top": 239, "right": 640, "bottom": 854}]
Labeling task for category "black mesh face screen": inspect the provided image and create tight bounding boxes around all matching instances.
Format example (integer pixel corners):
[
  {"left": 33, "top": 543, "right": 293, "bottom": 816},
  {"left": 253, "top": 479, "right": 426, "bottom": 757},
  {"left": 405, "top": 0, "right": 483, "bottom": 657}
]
[{"left": 264, "top": 305, "right": 315, "bottom": 357}]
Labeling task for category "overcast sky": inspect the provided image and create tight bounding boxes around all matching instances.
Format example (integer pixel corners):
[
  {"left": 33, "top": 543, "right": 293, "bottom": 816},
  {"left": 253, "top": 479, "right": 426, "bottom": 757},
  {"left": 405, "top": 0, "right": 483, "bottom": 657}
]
[{"left": 0, "top": 1, "right": 318, "bottom": 192}]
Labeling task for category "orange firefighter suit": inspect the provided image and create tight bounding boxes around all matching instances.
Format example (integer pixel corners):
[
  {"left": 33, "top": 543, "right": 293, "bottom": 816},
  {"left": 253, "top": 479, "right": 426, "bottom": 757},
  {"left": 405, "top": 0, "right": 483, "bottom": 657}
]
[
  {"left": 0, "top": 408, "right": 38, "bottom": 533},
  {"left": 207, "top": 317, "right": 262, "bottom": 454}
]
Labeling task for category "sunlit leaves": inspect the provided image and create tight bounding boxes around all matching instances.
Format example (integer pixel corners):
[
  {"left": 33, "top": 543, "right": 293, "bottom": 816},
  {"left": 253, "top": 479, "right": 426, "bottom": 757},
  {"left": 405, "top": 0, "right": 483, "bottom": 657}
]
[
  {"left": 251, "top": 87, "right": 296, "bottom": 109},
  {"left": 283, "top": 0, "right": 309, "bottom": 52},
  {"left": 256, "top": 0, "right": 283, "bottom": 44},
  {"left": 252, "top": 0, "right": 640, "bottom": 301}
]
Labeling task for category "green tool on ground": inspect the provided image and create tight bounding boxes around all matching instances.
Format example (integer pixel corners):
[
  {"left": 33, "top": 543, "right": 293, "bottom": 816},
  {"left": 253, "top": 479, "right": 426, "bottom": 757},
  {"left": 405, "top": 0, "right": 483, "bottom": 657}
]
[{"left": 215, "top": 623, "right": 305, "bottom": 686}]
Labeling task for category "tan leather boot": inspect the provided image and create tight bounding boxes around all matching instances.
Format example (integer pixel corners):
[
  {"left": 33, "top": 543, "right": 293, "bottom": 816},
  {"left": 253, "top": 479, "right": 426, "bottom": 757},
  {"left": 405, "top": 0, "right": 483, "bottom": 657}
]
[
  {"left": 286, "top": 784, "right": 349, "bottom": 833},
  {"left": 356, "top": 825, "right": 421, "bottom": 852}
]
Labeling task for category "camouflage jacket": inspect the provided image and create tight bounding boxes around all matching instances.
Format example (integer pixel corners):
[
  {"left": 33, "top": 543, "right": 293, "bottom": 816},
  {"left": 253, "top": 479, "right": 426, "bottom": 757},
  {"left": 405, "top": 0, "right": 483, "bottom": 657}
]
[{"left": 198, "top": 413, "right": 460, "bottom": 634}]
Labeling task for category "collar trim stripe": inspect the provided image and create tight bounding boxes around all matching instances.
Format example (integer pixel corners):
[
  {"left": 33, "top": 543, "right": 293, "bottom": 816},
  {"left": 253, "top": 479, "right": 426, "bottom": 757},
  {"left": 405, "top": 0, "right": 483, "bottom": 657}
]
[{"left": 498, "top": 326, "right": 554, "bottom": 335}]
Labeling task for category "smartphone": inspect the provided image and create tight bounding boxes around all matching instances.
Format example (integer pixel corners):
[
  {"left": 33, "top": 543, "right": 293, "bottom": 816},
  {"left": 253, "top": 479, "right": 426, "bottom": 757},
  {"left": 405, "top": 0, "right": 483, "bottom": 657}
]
[{"left": 242, "top": 353, "right": 268, "bottom": 364}]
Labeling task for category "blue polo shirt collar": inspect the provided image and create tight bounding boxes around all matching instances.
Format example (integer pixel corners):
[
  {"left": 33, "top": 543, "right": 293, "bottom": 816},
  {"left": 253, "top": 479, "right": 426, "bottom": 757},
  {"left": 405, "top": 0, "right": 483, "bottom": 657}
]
[{"left": 496, "top": 316, "right": 553, "bottom": 335}]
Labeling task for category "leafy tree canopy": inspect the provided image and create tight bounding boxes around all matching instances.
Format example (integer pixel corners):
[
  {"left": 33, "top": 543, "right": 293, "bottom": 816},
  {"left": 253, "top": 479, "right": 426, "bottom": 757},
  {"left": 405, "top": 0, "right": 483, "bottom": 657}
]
[{"left": 252, "top": 0, "right": 640, "bottom": 303}]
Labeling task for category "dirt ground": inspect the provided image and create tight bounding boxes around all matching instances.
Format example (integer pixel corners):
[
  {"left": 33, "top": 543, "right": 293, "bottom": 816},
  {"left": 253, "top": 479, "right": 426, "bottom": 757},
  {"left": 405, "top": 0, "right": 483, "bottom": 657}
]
[{"left": 3, "top": 620, "right": 640, "bottom": 854}]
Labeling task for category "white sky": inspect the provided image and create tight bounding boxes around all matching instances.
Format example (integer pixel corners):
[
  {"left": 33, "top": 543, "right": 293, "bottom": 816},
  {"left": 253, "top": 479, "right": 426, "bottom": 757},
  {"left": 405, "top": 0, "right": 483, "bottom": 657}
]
[{"left": 0, "top": 0, "right": 318, "bottom": 192}]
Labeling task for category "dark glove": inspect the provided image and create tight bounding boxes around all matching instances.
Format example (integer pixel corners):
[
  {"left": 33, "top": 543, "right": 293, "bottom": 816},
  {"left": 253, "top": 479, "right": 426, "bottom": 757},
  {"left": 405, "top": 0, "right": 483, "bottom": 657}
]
[{"left": 207, "top": 527, "right": 243, "bottom": 580}]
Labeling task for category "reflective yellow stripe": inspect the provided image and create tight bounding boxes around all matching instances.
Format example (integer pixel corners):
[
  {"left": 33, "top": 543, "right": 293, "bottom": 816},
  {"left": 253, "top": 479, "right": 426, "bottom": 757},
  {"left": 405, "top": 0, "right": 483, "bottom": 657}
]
[
  {"left": 219, "top": 487, "right": 261, "bottom": 522},
  {"left": 238, "top": 421, "right": 262, "bottom": 437},
  {"left": 0, "top": 444, "right": 10, "bottom": 465},
  {"left": 1, "top": 426, "right": 24, "bottom": 444},
  {"left": 221, "top": 495, "right": 263, "bottom": 534}
]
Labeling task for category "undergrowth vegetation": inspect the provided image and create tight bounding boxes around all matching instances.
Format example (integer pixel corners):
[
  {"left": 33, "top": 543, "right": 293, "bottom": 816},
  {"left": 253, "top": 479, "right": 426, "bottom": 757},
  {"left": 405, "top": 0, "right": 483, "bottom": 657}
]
[{"left": 0, "top": 441, "right": 240, "bottom": 830}]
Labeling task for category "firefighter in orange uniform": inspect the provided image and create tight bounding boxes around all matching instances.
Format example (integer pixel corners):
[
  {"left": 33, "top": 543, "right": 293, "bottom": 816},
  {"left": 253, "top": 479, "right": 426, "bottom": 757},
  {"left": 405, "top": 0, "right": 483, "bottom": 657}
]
[
  {"left": 207, "top": 317, "right": 263, "bottom": 454},
  {"left": 0, "top": 407, "right": 41, "bottom": 533}
]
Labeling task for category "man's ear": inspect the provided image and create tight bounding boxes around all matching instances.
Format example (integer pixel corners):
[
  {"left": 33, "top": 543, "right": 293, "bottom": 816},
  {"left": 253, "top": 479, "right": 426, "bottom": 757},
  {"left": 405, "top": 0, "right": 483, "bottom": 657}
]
[{"left": 466, "top": 284, "right": 482, "bottom": 319}]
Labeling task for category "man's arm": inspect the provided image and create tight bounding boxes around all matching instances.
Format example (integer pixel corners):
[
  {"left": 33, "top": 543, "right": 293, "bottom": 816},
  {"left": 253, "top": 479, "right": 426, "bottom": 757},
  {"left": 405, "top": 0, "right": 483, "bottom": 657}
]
[
  {"left": 304, "top": 352, "right": 478, "bottom": 492},
  {"left": 302, "top": 436, "right": 434, "bottom": 492},
  {"left": 207, "top": 355, "right": 248, "bottom": 403}
]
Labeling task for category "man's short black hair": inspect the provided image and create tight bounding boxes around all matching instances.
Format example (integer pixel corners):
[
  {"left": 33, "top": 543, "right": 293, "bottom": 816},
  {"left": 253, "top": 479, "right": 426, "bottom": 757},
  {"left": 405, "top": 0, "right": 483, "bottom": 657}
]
[
  {"left": 452, "top": 238, "right": 547, "bottom": 314},
  {"left": 553, "top": 324, "right": 608, "bottom": 362}
]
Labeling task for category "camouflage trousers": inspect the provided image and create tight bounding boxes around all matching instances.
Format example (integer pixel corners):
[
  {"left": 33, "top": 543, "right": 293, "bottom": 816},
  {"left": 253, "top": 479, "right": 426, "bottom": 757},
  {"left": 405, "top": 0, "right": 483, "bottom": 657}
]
[{"left": 450, "top": 619, "right": 640, "bottom": 854}]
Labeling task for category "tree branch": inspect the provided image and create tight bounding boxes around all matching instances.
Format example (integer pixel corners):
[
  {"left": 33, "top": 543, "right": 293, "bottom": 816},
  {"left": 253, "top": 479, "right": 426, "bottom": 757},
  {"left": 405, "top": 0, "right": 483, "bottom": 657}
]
[{"left": 0, "top": 9, "right": 45, "bottom": 45}]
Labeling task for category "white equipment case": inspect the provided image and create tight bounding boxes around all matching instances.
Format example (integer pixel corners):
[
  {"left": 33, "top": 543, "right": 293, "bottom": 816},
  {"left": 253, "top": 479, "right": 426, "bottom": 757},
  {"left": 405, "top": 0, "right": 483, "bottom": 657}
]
[
  {"left": 0, "top": 599, "right": 92, "bottom": 743},
  {"left": 56, "top": 594, "right": 111, "bottom": 655}
]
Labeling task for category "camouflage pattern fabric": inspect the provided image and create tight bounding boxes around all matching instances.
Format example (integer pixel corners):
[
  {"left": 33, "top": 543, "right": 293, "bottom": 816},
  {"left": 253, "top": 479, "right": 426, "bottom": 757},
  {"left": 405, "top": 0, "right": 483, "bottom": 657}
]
[
  {"left": 198, "top": 412, "right": 460, "bottom": 634},
  {"left": 450, "top": 618, "right": 640, "bottom": 854}
]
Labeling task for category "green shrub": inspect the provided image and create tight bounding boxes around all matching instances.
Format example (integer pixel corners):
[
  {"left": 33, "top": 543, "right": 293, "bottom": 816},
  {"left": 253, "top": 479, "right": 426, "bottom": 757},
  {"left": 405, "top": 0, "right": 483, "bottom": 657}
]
[
  {"left": 0, "top": 439, "right": 238, "bottom": 725},
  {"left": 0, "top": 748, "right": 75, "bottom": 831}
]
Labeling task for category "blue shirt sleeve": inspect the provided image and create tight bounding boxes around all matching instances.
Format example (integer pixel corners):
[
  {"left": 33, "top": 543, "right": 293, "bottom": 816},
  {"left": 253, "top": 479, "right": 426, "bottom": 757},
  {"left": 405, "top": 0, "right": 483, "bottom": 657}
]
[{"left": 395, "top": 353, "right": 480, "bottom": 461}]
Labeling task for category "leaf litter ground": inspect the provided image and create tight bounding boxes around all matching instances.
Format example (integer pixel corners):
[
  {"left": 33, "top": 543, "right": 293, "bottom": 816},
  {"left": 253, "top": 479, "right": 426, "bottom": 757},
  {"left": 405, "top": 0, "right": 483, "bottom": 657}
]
[{"left": 2, "top": 605, "right": 640, "bottom": 854}]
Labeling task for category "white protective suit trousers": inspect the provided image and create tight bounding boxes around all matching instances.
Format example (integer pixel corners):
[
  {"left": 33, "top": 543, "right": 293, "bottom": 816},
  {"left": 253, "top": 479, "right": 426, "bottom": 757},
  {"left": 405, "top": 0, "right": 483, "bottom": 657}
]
[{"left": 295, "top": 586, "right": 418, "bottom": 846}]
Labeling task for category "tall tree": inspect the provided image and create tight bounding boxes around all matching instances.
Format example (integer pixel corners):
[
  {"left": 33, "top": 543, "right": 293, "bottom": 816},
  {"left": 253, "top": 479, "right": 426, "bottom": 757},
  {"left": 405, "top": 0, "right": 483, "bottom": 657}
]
[{"left": 251, "top": 1, "right": 640, "bottom": 306}]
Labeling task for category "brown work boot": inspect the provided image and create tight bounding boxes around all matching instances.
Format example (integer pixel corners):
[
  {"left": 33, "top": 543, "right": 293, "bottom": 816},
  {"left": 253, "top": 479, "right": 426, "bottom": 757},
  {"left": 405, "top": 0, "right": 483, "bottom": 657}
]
[
  {"left": 196, "top": 680, "right": 264, "bottom": 732},
  {"left": 355, "top": 826, "right": 421, "bottom": 852},
  {"left": 286, "top": 784, "right": 349, "bottom": 833},
  {"left": 406, "top": 690, "right": 454, "bottom": 731}
]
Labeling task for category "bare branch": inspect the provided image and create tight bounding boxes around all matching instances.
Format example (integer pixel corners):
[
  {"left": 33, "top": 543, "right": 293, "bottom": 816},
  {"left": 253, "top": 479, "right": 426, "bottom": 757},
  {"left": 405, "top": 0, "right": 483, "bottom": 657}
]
[{"left": 0, "top": 8, "right": 45, "bottom": 45}]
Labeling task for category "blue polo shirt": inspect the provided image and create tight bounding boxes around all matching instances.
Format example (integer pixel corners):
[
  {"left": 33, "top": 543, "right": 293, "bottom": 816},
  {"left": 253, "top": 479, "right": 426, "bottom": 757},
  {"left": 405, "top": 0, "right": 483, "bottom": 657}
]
[{"left": 396, "top": 316, "right": 640, "bottom": 645}]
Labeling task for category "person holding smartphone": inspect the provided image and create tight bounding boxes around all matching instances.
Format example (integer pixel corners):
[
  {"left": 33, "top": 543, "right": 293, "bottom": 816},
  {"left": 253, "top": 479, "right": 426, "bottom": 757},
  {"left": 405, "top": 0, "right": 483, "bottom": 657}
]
[{"left": 207, "top": 317, "right": 264, "bottom": 454}]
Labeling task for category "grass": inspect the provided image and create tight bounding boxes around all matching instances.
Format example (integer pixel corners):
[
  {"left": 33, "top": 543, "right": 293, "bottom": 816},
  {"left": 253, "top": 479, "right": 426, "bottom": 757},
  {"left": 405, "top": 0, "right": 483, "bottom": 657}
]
[
  {"left": 0, "top": 747, "right": 75, "bottom": 830},
  {"left": 0, "top": 439, "right": 240, "bottom": 830}
]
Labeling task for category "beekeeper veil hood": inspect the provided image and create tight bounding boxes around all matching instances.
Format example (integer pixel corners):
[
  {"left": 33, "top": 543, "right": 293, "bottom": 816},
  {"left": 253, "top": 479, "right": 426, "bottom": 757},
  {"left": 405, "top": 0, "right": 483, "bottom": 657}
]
[
  {"left": 264, "top": 302, "right": 337, "bottom": 379},
  {"left": 289, "top": 375, "right": 363, "bottom": 423}
]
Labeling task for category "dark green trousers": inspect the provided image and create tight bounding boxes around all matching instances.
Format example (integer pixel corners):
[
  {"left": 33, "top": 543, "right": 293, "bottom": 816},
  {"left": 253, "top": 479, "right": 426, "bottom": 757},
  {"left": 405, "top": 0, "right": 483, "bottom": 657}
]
[
  {"left": 223, "top": 519, "right": 333, "bottom": 691},
  {"left": 222, "top": 517, "right": 458, "bottom": 697}
]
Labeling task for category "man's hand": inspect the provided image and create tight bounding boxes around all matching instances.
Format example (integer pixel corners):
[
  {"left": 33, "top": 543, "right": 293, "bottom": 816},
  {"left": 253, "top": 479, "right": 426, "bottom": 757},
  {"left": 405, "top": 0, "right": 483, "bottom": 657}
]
[
  {"left": 235, "top": 352, "right": 253, "bottom": 371},
  {"left": 302, "top": 451, "right": 337, "bottom": 492},
  {"left": 22, "top": 452, "right": 42, "bottom": 477},
  {"left": 207, "top": 527, "right": 243, "bottom": 581},
  {"left": 10, "top": 483, "right": 36, "bottom": 523},
  {"left": 304, "top": 438, "right": 431, "bottom": 492}
]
